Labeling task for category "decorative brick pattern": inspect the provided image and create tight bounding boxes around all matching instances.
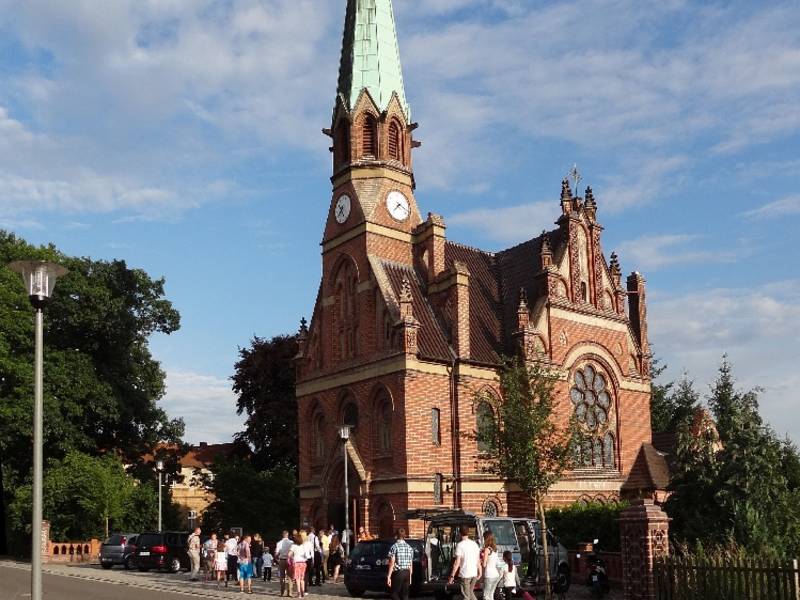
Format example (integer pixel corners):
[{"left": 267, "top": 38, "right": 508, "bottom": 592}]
[{"left": 619, "top": 500, "right": 670, "bottom": 600}]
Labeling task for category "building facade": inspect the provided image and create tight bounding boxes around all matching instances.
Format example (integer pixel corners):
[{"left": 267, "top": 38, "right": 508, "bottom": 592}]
[{"left": 295, "top": 0, "right": 657, "bottom": 538}]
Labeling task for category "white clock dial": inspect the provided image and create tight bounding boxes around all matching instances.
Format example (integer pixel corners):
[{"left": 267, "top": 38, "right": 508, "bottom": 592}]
[
  {"left": 387, "top": 191, "right": 410, "bottom": 221},
  {"left": 334, "top": 194, "right": 352, "bottom": 224}
]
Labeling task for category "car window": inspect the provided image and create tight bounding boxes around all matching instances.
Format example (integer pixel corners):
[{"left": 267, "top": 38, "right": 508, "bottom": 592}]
[
  {"left": 105, "top": 535, "right": 122, "bottom": 545},
  {"left": 138, "top": 534, "right": 162, "bottom": 547},
  {"left": 483, "top": 519, "right": 517, "bottom": 548},
  {"left": 350, "top": 543, "right": 375, "bottom": 562},
  {"left": 166, "top": 533, "right": 180, "bottom": 546},
  {"left": 128, "top": 535, "right": 138, "bottom": 545}
]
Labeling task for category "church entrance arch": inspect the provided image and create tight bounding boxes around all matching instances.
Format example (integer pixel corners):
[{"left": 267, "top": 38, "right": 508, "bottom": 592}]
[{"left": 325, "top": 457, "right": 363, "bottom": 537}]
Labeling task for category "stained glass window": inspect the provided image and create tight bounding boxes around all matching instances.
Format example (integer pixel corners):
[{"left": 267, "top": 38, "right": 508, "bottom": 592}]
[{"left": 571, "top": 365, "right": 617, "bottom": 469}]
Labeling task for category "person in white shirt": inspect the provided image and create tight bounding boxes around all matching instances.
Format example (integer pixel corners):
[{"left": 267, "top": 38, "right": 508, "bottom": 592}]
[
  {"left": 481, "top": 532, "right": 501, "bottom": 600},
  {"left": 447, "top": 526, "right": 482, "bottom": 600},
  {"left": 276, "top": 531, "right": 295, "bottom": 597},
  {"left": 301, "top": 530, "right": 315, "bottom": 589},
  {"left": 263, "top": 547, "right": 274, "bottom": 582},
  {"left": 499, "top": 550, "right": 521, "bottom": 600},
  {"left": 289, "top": 534, "right": 311, "bottom": 599},
  {"left": 225, "top": 534, "right": 240, "bottom": 583}
]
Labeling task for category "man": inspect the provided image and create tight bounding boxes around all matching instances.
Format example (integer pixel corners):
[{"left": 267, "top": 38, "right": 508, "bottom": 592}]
[
  {"left": 387, "top": 528, "right": 414, "bottom": 600},
  {"left": 275, "top": 530, "right": 295, "bottom": 597},
  {"left": 203, "top": 533, "right": 218, "bottom": 582},
  {"left": 225, "top": 533, "right": 240, "bottom": 583},
  {"left": 447, "top": 526, "right": 481, "bottom": 600},
  {"left": 238, "top": 535, "right": 254, "bottom": 595},
  {"left": 309, "top": 527, "right": 324, "bottom": 586},
  {"left": 320, "top": 527, "right": 331, "bottom": 581},
  {"left": 187, "top": 527, "right": 202, "bottom": 582},
  {"left": 301, "top": 528, "right": 315, "bottom": 588}
]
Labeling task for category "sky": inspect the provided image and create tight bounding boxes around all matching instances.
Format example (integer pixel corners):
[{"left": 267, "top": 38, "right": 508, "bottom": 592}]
[{"left": 0, "top": 0, "right": 798, "bottom": 445}]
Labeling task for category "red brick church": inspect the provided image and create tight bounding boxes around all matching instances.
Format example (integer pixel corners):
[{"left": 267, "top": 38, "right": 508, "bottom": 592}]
[{"left": 295, "top": 0, "right": 663, "bottom": 538}]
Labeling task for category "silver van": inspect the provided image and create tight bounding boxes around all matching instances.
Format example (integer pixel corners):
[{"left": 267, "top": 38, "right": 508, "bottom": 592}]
[{"left": 416, "top": 510, "right": 570, "bottom": 597}]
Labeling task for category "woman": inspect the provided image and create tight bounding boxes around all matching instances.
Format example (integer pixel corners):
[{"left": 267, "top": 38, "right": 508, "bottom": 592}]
[
  {"left": 481, "top": 533, "right": 501, "bottom": 600},
  {"left": 238, "top": 534, "right": 254, "bottom": 595},
  {"left": 328, "top": 534, "right": 345, "bottom": 584},
  {"left": 357, "top": 526, "right": 373, "bottom": 542},
  {"left": 500, "top": 550, "right": 520, "bottom": 600},
  {"left": 289, "top": 533, "right": 310, "bottom": 598},
  {"left": 214, "top": 540, "right": 229, "bottom": 588},
  {"left": 203, "top": 533, "right": 218, "bottom": 582}
]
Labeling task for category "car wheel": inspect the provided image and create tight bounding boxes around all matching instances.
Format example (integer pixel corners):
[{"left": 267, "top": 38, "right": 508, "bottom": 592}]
[
  {"left": 169, "top": 557, "right": 182, "bottom": 573},
  {"left": 138, "top": 566, "right": 150, "bottom": 572},
  {"left": 345, "top": 585, "right": 365, "bottom": 597},
  {"left": 124, "top": 556, "right": 135, "bottom": 571},
  {"left": 101, "top": 563, "right": 113, "bottom": 570},
  {"left": 554, "top": 566, "right": 571, "bottom": 593}
]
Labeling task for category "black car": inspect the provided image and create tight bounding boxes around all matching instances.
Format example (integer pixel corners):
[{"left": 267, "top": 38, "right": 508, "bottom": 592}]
[
  {"left": 344, "top": 539, "right": 425, "bottom": 597},
  {"left": 134, "top": 531, "right": 190, "bottom": 573}
]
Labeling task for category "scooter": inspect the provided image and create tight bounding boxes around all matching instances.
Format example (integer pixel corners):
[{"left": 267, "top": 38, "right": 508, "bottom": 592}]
[{"left": 577, "top": 539, "right": 610, "bottom": 598}]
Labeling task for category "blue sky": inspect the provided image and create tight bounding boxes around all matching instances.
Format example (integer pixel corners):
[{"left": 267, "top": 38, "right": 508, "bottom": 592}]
[{"left": 1, "top": 0, "right": 798, "bottom": 444}]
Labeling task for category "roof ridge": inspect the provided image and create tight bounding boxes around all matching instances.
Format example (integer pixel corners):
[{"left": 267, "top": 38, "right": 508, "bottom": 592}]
[
  {"left": 496, "top": 228, "right": 558, "bottom": 256},
  {"left": 446, "top": 239, "right": 496, "bottom": 258}
]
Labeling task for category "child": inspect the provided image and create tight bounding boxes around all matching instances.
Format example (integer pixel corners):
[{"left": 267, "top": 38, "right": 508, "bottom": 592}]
[
  {"left": 500, "top": 550, "right": 520, "bottom": 600},
  {"left": 215, "top": 541, "right": 229, "bottom": 588},
  {"left": 263, "top": 546, "right": 274, "bottom": 582}
]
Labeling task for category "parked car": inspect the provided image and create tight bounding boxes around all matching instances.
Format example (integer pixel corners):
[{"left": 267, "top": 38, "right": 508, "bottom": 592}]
[
  {"left": 417, "top": 509, "right": 570, "bottom": 598},
  {"left": 100, "top": 533, "right": 139, "bottom": 570},
  {"left": 344, "top": 539, "right": 426, "bottom": 597},
  {"left": 134, "top": 531, "right": 190, "bottom": 573}
]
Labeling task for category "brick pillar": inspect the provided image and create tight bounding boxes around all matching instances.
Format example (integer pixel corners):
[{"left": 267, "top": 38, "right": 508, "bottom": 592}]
[{"left": 619, "top": 499, "right": 670, "bottom": 600}]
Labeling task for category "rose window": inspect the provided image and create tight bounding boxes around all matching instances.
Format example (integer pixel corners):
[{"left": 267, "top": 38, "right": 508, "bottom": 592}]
[{"left": 570, "top": 365, "right": 611, "bottom": 430}]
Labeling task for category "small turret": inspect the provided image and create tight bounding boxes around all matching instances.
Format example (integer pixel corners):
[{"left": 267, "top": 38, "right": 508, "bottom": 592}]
[
  {"left": 517, "top": 288, "right": 529, "bottom": 329},
  {"left": 584, "top": 186, "right": 597, "bottom": 221},
  {"left": 540, "top": 231, "right": 553, "bottom": 269},
  {"left": 560, "top": 178, "right": 573, "bottom": 215}
]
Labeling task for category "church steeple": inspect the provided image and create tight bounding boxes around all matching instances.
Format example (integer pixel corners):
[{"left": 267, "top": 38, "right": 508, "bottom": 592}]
[{"left": 337, "top": 0, "right": 410, "bottom": 120}]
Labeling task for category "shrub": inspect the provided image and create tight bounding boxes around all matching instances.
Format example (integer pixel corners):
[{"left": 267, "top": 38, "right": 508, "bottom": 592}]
[{"left": 546, "top": 501, "right": 629, "bottom": 552}]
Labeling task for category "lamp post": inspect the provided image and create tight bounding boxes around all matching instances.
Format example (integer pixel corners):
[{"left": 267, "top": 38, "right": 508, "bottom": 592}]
[
  {"left": 338, "top": 425, "right": 351, "bottom": 558},
  {"left": 7, "top": 260, "right": 68, "bottom": 600},
  {"left": 156, "top": 460, "right": 164, "bottom": 531}
]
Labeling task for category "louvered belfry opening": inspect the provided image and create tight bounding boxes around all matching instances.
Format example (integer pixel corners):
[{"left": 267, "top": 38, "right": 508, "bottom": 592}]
[
  {"left": 336, "top": 123, "right": 351, "bottom": 167},
  {"left": 388, "top": 120, "right": 401, "bottom": 162},
  {"left": 362, "top": 114, "right": 378, "bottom": 158}
]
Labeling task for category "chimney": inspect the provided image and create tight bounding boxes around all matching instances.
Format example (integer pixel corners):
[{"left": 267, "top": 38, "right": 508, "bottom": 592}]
[
  {"left": 451, "top": 261, "right": 471, "bottom": 359},
  {"left": 199, "top": 442, "right": 208, "bottom": 449},
  {"left": 414, "top": 213, "right": 447, "bottom": 283}
]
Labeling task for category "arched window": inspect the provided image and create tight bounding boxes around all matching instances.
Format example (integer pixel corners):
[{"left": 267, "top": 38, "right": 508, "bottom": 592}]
[
  {"left": 343, "top": 402, "right": 359, "bottom": 431},
  {"left": 334, "top": 258, "right": 359, "bottom": 360},
  {"left": 476, "top": 401, "right": 495, "bottom": 454},
  {"left": 431, "top": 408, "right": 441, "bottom": 446},
  {"left": 336, "top": 123, "right": 351, "bottom": 167},
  {"left": 377, "top": 400, "right": 392, "bottom": 452},
  {"left": 483, "top": 500, "right": 499, "bottom": 517},
  {"left": 362, "top": 114, "right": 377, "bottom": 158},
  {"left": 571, "top": 364, "right": 617, "bottom": 468},
  {"left": 313, "top": 413, "right": 326, "bottom": 460},
  {"left": 388, "top": 121, "right": 402, "bottom": 162}
]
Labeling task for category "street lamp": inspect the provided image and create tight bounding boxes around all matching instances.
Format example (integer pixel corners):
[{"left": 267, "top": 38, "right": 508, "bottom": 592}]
[
  {"left": 7, "top": 260, "right": 68, "bottom": 600},
  {"left": 338, "top": 425, "right": 351, "bottom": 558},
  {"left": 156, "top": 460, "right": 164, "bottom": 531}
]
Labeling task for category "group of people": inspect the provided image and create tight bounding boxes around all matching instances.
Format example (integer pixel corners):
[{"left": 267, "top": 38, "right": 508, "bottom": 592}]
[
  {"left": 185, "top": 524, "right": 359, "bottom": 596},
  {"left": 447, "top": 526, "right": 521, "bottom": 600}
]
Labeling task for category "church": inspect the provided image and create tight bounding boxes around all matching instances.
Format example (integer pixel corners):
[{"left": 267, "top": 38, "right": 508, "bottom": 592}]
[{"left": 295, "top": 0, "right": 664, "bottom": 538}]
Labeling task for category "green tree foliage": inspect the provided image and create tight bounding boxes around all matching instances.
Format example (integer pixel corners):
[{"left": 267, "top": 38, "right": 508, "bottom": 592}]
[
  {"left": 666, "top": 358, "right": 800, "bottom": 557},
  {"left": 200, "top": 456, "right": 298, "bottom": 541},
  {"left": 650, "top": 359, "right": 700, "bottom": 433},
  {"left": 545, "top": 501, "right": 629, "bottom": 552},
  {"left": 0, "top": 231, "right": 184, "bottom": 550},
  {"left": 232, "top": 335, "right": 299, "bottom": 470},
  {"left": 472, "top": 357, "right": 582, "bottom": 599}
]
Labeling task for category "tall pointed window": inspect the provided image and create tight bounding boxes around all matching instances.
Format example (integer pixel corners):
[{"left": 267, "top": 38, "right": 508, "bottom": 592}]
[
  {"left": 334, "top": 258, "right": 359, "bottom": 360},
  {"left": 313, "top": 413, "right": 326, "bottom": 461},
  {"left": 476, "top": 401, "right": 495, "bottom": 454},
  {"left": 377, "top": 395, "right": 392, "bottom": 453},
  {"left": 388, "top": 121, "right": 402, "bottom": 162},
  {"left": 362, "top": 114, "right": 378, "bottom": 159},
  {"left": 336, "top": 123, "right": 351, "bottom": 167}
]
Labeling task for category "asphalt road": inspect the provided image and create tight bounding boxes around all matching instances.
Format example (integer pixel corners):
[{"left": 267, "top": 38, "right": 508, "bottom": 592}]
[{"left": 0, "top": 564, "right": 216, "bottom": 600}]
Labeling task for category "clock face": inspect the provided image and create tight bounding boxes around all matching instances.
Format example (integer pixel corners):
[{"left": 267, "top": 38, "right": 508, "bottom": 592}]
[
  {"left": 386, "top": 191, "right": 410, "bottom": 221},
  {"left": 334, "top": 194, "right": 351, "bottom": 224}
]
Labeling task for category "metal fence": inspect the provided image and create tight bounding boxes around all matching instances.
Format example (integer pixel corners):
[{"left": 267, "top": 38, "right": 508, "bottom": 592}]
[{"left": 655, "top": 557, "right": 800, "bottom": 600}]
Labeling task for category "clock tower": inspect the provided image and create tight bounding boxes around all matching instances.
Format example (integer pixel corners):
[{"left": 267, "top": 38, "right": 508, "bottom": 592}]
[{"left": 322, "top": 0, "right": 422, "bottom": 266}]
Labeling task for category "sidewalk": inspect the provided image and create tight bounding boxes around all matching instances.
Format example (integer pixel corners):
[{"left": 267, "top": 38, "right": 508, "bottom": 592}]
[{"left": 0, "top": 560, "right": 621, "bottom": 599}]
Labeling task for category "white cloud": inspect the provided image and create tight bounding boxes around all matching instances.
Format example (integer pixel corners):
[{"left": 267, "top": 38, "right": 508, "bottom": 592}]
[
  {"left": 743, "top": 195, "right": 800, "bottom": 219},
  {"left": 616, "top": 233, "right": 739, "bottom": 271},
  {"left": 161, "top": 370, "right": 243, "bottom": 445},
  {"left": 650, "top": 280, "right": 800, "bottom": 440},
  {"left": 449, "top": 201, "right": 558, "bottom": 245}
]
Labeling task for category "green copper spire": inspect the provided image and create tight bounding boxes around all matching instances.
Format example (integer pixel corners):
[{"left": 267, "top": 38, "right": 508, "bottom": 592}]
[{"left": 337, "top": 0, "right": 410, "bottom": 119}]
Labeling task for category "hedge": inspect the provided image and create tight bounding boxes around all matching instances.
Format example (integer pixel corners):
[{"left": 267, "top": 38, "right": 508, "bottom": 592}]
[{"left": 546, "top": 501, "right": 629, "bottom": 552}]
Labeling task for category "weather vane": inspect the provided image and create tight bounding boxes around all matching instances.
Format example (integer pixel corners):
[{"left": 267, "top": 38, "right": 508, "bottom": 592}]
[{"left": 568, "top": 164, "right": 582, "bottom": 195}]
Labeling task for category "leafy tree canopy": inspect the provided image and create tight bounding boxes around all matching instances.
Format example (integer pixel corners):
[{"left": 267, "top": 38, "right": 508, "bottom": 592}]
[
  {"left": 232, "top": 335, "right": 299, "bottom": 470},
  {"left": 650, "top": 359, "right": 701, "bottom": 433}
]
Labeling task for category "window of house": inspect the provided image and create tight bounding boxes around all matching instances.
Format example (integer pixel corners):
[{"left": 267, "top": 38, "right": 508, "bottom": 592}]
[
  {"left": 433, "top": 473, "right": 443, "bottom": 504},
  {"left": 571, "top": 364, "right": 617, "bottom": 468},
  {"left": 431, "top": 408, "right": 441, "bottom": 445},
  {"left": 336, "top": 123, "right": 350, "bottom": 167},
  {"left": 362, "top": 114, "right": 377, "bottom": 158},
  {"left": 483, "top": 500, "right": 499, "bottom": 517},
  {"left": 388, "top": 121, "right": 402, "bottom": 162},
  {"left": 476, "top": 402, "right": 495, "bottom": 453},
  {"left": 334, "top": 259, "right": 359, "bottom": 360},
  {"left": 377, "top": 402, "right": 392, "bottom": 452},
  {"left": 314, "top": 414, "right": 325, "bottom": 460},
  {"left": 343, "top": 402, "right": 359, "bottom": 431}
]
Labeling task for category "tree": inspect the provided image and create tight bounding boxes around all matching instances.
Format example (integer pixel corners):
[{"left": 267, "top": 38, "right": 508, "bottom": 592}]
[
  {"left": 199, "top": 456, "right": 298, "bottom": 541},
  {"left": 665, "top": 357, "right": 800, "bottom": 556},
  {"left": 0, "top": 231, "right": 184, "bottom": 550},
  {"left": 472, "top": 357, "right": 582, "bottom": 599},
  {"left": 232, "top": 335, "right": 299, "bottom": 470}
]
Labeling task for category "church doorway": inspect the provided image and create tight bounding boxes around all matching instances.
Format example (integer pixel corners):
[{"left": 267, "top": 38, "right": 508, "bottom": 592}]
[{"left": 326, "top": 458, "right": 362, "bottom": 540}]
